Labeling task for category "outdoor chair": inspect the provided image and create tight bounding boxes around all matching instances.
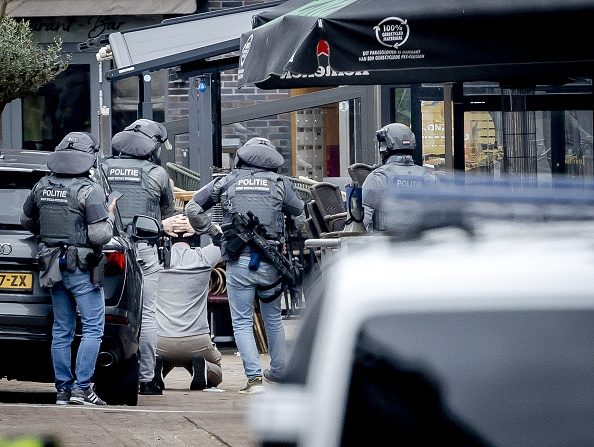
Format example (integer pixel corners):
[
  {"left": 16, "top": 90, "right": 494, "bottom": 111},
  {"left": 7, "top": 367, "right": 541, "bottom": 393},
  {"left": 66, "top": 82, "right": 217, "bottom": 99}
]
[
  {"left": 287, "top": 175, "right": 318, "bottom": 203},
  {"left": 347, "top": 163, "right": 374, "bottom": 186},
  {"left": 309, "top": 182, "right": 348, "bottom": 235},
  {"left": 306, "top": 201, "right": 326, "bottom": 238},
  {"left": 173, "top": 187, "right": 193, "bottom": 213},
  {"left": 165, "top": 162, "right": 200, "bottom": 192}
]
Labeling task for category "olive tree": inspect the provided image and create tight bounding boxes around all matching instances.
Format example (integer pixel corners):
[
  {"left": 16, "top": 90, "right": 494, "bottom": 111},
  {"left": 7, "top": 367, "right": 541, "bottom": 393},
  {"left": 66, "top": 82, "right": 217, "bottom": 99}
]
[{"left": 0, "top": 4, "right": 69, "bottom": 114}]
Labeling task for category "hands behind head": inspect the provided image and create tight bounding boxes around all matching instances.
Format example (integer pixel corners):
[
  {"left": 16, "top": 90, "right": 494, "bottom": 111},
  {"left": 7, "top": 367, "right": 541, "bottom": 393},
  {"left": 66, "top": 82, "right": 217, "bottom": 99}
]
[{"left": 162, "top": 214, "right": 196, "bottom": 238}]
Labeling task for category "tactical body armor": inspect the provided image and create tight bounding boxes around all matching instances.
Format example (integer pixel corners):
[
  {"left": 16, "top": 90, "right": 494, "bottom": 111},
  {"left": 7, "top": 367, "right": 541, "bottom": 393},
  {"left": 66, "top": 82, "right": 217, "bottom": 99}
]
[
  {"left": 102, "top": 158, "right": 161, "bottom": 227},
  {"left": 365, "top": 155, "right": 436, "bottom": 231},
  {"left": 35, "top": 175, "right": 94, "bottom": 247},
  {"left": 221, "top": 169, "right": 286, "bottom": 238}
]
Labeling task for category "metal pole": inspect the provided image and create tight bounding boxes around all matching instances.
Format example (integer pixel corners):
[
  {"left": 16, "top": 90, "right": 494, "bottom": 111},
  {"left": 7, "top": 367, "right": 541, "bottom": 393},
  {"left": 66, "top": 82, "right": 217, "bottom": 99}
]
[
  {"left": 138, "top": 72, "right": 153, "bottom": 120},
  {"left": 97, "top": 61, "right": 111, "bottom": 156},
  {"left": 197, "top": 74, "right": 214, "bottom": 184},
  {"left": 452, "top": 82, "right": 465, "bottom": 173},
  {"left": 211, "top": 71, "right": 222, "bottom": 169},
  {"left": 443, "top": 83, "right": 454, "bottom": 170}
]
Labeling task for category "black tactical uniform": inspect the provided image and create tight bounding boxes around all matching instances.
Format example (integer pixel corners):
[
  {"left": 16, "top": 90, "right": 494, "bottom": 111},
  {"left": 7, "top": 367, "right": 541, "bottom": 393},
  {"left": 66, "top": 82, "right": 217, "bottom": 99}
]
[
  {"left": 101, "top": 119, "right": 175, "bottom": 395},
  {"left": 20, "top": 132, "right": 113, "bottom": 405},
  {"left": 186, "top": 138, "right": 305, "bottom": 393},
  {"left": 362, "top": 123, "right": 437, "bottom": 231}
]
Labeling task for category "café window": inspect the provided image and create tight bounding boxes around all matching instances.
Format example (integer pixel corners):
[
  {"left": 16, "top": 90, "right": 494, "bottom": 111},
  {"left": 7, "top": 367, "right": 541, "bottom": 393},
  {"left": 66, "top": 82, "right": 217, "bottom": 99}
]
[
  {"left": 111, "top": 71, "right": 166, "bottom": 135},
  {"left": 21, "top": 65, "right": 91, "bottom": 151}
]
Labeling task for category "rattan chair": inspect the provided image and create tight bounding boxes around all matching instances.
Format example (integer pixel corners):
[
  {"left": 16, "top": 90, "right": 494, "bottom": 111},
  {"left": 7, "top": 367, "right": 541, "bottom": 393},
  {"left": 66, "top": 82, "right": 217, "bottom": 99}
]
[
  {"left": 347, "top": 163, "right": 374, "bottom": 186},
  {"left": 166, "top": 162, "right": 200, "bottom": 192},
  {"left": 287, "top": 175, "right": 318, "bottom": 202},
  {"left": 309, "top": 182, "right": 348, "bottom": 234}
]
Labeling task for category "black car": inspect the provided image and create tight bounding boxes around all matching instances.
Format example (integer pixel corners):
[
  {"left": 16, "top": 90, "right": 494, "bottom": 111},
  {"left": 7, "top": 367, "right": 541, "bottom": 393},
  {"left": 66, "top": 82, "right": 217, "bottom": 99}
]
[{"left": 0, "top": 149, "right": 144, "bottom": 406}]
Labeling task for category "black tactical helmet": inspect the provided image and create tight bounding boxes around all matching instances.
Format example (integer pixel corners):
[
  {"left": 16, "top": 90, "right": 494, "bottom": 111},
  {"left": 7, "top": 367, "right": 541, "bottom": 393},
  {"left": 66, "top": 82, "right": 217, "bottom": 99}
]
[
  {"left": 112, "top": 119, "right": 171, "bottom": 158},
  {"left": 236, "top": 137, "right": 284, "bottom": 170},
  {"left": 47, "top": 132, "right": 100, "bottom": 175},
  {"left": 376, "top": 123, "right": 416, "bottom": 161}
]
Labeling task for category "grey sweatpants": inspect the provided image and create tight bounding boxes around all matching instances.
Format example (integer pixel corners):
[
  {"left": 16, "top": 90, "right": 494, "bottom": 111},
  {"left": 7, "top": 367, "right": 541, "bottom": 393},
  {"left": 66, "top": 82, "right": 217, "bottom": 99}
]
[
  {"left": 137, "top": 243, "right": 160, "bottom": 383},
  {"left": 157, "top": 334, "right": 223, "bottom": 387}
]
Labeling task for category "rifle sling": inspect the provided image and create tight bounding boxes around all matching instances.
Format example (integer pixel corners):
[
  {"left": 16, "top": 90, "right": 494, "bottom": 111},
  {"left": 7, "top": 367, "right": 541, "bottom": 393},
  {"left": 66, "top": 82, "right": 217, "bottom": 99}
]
[{"left": 256, "top": 278, "right": 284, "bottom": 303}]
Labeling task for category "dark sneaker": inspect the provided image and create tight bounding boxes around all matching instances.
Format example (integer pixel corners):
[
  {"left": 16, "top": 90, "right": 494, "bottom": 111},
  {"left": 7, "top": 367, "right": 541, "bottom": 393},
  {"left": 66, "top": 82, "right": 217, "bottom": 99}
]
[
  {"left": 263, "top": 369, "right": 282, "bottom": 383},
  {"left": 154, "top": 356, "right": 165, "bottom": 391},
  {"left": 69, "top": 387, "right": 106, "bottom": 406},
  {"left": 238, "top": 376, "right": 264, "bottom": 394},
  {"left": 139, "top": 379, "right": 163, "bottom": 395},
  {"left": 190, "top": 356, "right": 207, "bottom": 391},
  {"left": 56, "top": 389, "right": 71, "bottom": 405}
]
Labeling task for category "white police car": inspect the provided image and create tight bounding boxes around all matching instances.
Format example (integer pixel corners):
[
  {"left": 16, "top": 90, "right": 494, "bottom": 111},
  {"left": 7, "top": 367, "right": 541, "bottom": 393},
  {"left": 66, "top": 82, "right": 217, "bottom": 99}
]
[{"left": 248, "top": 180, "right": 594, "bottom": 447}]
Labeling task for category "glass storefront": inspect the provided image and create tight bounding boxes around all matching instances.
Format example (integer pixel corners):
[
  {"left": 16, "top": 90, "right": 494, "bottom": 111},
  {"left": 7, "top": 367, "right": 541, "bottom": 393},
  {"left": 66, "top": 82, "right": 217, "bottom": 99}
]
[
  {"left": 393, "top": 81, "right": 593, "bottom": 181},
  {"left": 111, "top": 71, "right": 166, "bottom": 135},
  {"left": 21, "top": 65, "right": 91, "bottom": 151}
]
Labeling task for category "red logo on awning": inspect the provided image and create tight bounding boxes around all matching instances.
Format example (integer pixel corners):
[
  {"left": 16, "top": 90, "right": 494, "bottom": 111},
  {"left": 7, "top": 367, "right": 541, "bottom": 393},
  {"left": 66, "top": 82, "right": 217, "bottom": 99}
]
[{"left": 316, "top": 39, "right": 330, "bottom": 57}]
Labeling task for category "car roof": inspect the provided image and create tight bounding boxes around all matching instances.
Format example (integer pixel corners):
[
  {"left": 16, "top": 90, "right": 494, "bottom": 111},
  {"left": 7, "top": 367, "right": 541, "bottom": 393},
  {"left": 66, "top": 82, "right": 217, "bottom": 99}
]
[
  {"left": 0, "top": 149, "right": 50, "bottom": 172},
  {"left": 329, "top": 220, "right": 594, "bottom": 318}
]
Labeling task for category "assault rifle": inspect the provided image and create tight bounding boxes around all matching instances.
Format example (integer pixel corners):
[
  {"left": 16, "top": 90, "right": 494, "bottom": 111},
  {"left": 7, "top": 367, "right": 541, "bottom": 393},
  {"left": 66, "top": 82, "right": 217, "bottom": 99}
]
[{"left": 222, "top": 211, "right": 303, "bottom": 292}]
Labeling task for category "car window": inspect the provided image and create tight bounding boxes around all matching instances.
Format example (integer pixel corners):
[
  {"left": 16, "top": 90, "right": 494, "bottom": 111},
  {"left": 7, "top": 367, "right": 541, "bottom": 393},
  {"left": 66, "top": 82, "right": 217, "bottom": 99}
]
[
  {"left": 0, "top": 171, "right": 46, "bottom": 227},
  {"left": 0, "top": 189, "right": 30, "bottom": 226},
  {"left": 340, "top": 310, "right": 594, "bottom": 447}
]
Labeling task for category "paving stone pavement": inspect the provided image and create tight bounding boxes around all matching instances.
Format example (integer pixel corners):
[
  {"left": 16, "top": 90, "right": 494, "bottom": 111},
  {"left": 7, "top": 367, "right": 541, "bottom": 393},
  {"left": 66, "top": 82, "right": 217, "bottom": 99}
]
[{"left": 0, "top": 318, "right": 303, "bottom": 446}]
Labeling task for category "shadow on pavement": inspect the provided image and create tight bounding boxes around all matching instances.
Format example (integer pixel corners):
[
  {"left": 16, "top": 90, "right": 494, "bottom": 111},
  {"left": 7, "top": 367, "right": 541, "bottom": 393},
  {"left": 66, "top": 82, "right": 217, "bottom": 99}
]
[{"left": 0, "top": 390, "right": 56, "bottom": 404}]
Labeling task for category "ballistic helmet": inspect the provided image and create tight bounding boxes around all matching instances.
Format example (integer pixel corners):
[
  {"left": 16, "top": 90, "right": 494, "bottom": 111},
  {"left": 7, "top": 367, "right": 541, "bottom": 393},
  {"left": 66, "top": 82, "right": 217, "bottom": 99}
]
[
  {"left": 236, "top": 137, "right": 284, "bottom": 170},
  {"left": 47, "top": 132, "right": 100, "bottom": 175},
  {"left": 111, "top": 119, "right": 171, "bottom": 159},
  {"left": 376, "top": 123, "right": 416, "bottom": 162}
]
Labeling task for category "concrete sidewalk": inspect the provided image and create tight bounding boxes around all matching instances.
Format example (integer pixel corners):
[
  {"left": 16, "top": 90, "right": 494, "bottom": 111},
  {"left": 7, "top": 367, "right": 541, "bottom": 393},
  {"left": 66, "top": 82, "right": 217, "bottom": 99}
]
[{"left": 0, "top": 318, "right": 304, "bottom": 446}]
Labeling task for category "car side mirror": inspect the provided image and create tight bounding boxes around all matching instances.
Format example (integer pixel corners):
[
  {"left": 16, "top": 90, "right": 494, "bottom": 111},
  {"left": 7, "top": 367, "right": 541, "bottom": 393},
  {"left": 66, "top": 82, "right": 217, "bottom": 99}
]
[{"left": 130, "top": 215, "right": 161, "bottom": 243}]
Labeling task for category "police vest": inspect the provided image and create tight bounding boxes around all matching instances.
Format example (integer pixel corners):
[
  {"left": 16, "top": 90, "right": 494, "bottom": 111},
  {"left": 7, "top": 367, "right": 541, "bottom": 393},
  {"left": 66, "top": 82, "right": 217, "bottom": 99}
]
[
  {"left": 374, "top": 162, "right": 433, "bottom": 231},
  {"left": 102, "top": 158, "right": 160, "bottom": 226},
  {"left": 35, "top": 175, "right": 92, "bottom": 247},
  {"left": 223, "top": 169, "right": 285, "bottom": 238}
]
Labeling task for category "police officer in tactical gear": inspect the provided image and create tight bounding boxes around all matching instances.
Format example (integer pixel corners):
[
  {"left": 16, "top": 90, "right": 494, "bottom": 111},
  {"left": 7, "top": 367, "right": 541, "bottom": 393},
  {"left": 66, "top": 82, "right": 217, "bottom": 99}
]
[
  {"left": 20, "top": 132, "right": 115, "bottom": 406},
  {"left": 101, "top": 119, "right": 176, "bottom": 395},
  {"left": 362, "top": 123, "right": 437, "bottom": 231},
  {"left": 186, "top": 137, "right": 305, "bottom": 394}
]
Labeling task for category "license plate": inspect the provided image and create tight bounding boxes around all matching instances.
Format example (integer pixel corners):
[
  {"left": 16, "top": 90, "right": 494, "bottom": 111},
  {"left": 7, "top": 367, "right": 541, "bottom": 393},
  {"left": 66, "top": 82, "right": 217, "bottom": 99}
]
[{"left": 0, "top": 272, "right": 34, "bottom": 291}]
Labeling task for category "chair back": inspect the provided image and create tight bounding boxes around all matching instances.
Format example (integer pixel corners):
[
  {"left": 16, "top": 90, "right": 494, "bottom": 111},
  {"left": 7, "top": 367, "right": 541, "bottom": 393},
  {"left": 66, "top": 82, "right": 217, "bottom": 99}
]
[
  {"left": 166, "top": 162, "right": 200, "bottom": 191},
  {"left": 309, "top": 182, "right": 348, "bottom": 233},
  {"left": 310, "top": 182, "right": 346, "bottom": 218},
  {"left": 348, "top": 163, "right": 374, "bottom": 185}
]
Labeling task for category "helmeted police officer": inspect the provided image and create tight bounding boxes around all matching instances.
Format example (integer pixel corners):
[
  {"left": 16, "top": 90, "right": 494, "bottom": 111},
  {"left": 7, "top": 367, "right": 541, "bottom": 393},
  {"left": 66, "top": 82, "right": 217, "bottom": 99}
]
[
  {"left": 362, "top": 123, "right": 437, "bottom": 231},
  {"left": 186, "top": 137, "right": 305, "bottom": 394},
  {"left": 20, "top": 132, "right": 115, "bottom": 406},
  {"left": 101, "top": 119, "right": 175, "bottom": 395}
]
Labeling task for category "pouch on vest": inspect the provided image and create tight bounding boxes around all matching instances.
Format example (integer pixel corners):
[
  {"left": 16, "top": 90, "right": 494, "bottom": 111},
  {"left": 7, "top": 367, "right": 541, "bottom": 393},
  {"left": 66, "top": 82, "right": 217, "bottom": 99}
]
[
  {"left": 86, "top": 251, "right": 106, "bottom": 287},
  {"left": 35, "top": 245, "right": 63, "bottom": 288},
  {"left": 65, "top": 246, "right": 78, "bottom": 273},
  {"left": 221, "top": 226, "right": 247, "bottom": 261}
]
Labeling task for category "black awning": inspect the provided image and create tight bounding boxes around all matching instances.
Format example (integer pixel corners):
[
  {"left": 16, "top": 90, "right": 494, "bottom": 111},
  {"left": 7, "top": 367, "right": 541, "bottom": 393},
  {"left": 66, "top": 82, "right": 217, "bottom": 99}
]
[{"left": 238, "top": 0, "right": 594, "bottom": 88}]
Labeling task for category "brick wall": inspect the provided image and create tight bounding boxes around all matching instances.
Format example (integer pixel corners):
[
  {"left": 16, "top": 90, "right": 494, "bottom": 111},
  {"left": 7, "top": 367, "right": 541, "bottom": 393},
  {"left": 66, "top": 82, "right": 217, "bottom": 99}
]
[{"left": 166, "top": 0, "right": 293, "bottom": 173}]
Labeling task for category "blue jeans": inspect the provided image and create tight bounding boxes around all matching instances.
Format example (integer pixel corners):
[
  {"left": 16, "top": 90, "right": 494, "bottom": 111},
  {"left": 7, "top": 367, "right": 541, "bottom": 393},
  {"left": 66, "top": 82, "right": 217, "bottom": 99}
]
[
  {"left": 50, "top": 268, "right": 105, "bottom": 391},
  {"left": 226, "top": 255, "right": 286, "bottom": 379}
]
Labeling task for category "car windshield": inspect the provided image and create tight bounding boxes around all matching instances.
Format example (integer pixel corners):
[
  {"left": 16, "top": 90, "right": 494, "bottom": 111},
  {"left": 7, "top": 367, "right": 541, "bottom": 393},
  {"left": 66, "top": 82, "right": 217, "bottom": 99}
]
[{"left": 0, "top": 170, "right": 46, "bottom": 227}]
